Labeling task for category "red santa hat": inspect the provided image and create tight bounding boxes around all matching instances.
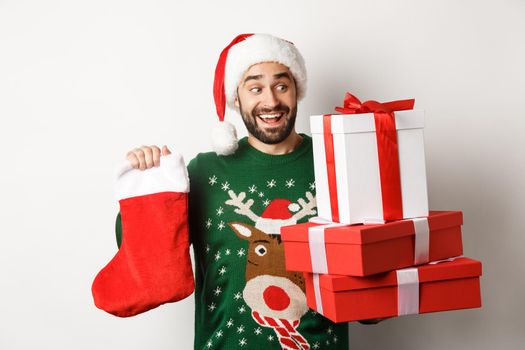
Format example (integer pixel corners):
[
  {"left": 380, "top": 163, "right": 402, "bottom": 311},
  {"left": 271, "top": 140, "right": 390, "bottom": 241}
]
[
  {"left": 212, "top": 33, "right": 308, "bottom": 155},
  {"left": 255, "top": 198, "right": 300, "bottom": 235}
]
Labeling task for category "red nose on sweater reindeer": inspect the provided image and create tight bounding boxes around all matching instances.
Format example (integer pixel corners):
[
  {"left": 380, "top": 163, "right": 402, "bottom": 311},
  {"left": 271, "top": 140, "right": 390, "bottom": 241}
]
[{"left": 226, "top": 191, "right": 316, "bottom": 350}]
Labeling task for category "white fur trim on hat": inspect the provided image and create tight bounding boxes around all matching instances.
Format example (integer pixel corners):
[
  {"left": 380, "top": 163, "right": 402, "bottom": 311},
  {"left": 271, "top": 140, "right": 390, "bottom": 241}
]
[
  {"left": 255, "top": 217, "right": 297, "bottom": 235},
  {"left": 224, "top": 34, "right": 307, "bottom": 110}
]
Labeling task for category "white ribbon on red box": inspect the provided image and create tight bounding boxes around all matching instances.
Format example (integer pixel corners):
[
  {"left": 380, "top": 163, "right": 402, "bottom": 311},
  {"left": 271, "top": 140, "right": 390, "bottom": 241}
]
[
  {"left": 396, "top": 268, "right": 420, "bottom": 316},
  {"left": 412, "top": 217, "right": 430, "bottom": 265},
  {"left": 308, "top": 215, "right": 437, "bottom": 318},
  {"left": 311, "top": 267, "right": 421, "bottom": 318},
  {"left": 396, "top": 255, "right": 463, "bottom": 316},
  {"left": 311, "top": 256, "right": 463, "bottom": 318},
  {"left": 308, "top": 219, "right": 347, "bottom": 274},
  {"left": 312, "top": 273, "right": 324, "bottom": 314},
  {"left": 307, "top": 217, "right": 431, "bottom": 274}
]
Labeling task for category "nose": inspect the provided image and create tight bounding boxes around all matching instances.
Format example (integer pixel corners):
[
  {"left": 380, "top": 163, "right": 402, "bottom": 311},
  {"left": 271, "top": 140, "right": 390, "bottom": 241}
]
[
  {"left": 263, "top": 285, "right": 290, "bottom": 311},
  {"left": 261, "top": 88, "right": 279, "bottom": 108}
]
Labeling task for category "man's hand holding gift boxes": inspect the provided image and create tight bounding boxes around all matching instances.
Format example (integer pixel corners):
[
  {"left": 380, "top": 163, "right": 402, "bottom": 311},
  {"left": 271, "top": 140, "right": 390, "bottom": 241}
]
[{"left": 281, "top": 92, "right": 482, "bottom": 323}]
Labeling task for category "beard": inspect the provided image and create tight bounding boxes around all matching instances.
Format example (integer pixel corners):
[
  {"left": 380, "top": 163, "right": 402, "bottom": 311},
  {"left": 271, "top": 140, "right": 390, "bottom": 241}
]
[{"left": 238, "top": 100, "right": 298, "bottom": 145}]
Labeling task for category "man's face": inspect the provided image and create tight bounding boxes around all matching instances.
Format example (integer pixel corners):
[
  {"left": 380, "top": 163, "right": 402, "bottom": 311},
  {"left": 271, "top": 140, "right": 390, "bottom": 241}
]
[{"left": 235, "top": 62, "right": 298, "bottom": 145}]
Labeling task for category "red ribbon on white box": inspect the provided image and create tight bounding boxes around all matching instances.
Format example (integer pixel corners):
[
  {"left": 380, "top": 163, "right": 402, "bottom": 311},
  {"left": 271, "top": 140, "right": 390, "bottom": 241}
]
[{"left": 322, "top": 93, "right": 415, "bottom": 222}]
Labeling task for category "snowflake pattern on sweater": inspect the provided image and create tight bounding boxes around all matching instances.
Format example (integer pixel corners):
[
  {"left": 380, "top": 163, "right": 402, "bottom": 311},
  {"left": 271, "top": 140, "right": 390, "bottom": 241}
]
[{"left": 188, "top": 135, "right": 348, "bottom": 350}]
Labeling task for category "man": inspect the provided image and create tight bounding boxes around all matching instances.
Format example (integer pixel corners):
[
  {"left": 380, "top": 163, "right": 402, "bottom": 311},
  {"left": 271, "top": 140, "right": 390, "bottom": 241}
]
[{"left": 119, "top": 33, "right": 350, "bottom": 349}]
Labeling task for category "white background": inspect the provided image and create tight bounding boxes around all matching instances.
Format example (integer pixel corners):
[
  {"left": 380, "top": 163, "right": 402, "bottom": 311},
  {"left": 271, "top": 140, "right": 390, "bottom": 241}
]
[{"left": 1, "top": 0, "right": 524, "bottom": 349}]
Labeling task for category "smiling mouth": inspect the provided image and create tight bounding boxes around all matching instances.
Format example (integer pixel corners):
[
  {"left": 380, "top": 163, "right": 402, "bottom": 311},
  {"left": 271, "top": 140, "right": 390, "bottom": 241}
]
[{"left": 257, "top": 112, "right": 284, "bottom": 126}]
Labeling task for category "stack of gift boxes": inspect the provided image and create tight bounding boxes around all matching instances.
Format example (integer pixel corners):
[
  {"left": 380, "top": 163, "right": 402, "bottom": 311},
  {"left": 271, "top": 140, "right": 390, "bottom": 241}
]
[{"left": 281, "top": 93, "right": 482, "bottom": 323}]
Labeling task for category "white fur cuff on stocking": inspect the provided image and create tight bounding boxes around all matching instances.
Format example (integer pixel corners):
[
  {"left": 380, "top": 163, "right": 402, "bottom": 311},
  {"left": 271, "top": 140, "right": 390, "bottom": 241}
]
[{"left": 113, "top": 151, "right": 190, "bottom": 201}]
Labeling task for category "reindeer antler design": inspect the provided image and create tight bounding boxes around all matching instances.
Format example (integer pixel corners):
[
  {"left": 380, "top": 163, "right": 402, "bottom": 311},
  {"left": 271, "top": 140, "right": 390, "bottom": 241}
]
[
  {"left": 225, "top": 190, "right": 260, "bottom": 223},
  {"left": 292, "top": 191, "right": 317, "bottom": 221}
]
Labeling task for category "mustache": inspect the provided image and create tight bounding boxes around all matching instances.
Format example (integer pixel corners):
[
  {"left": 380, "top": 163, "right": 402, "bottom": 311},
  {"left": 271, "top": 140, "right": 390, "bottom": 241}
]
[{"left": 251, "top": 104, "right": 290, "bottom": 118}]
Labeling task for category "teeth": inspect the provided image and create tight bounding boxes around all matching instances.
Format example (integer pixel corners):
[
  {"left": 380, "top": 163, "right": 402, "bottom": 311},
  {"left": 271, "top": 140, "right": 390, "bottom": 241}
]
[{"left": 258, "top": 113, "right": 282, "bottom": 119}]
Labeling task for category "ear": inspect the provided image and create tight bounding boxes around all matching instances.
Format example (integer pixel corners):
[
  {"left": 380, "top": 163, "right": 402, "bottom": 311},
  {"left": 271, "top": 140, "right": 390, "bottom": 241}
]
[
  {"left": 233, "top": 89, "right": 240, "bottom": 108},
  {"left": 228, "top": 222, "right": 254, "bottom": 240}
]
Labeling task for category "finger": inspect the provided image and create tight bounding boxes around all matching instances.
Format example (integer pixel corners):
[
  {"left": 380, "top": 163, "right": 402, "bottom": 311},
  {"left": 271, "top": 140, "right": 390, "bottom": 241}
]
[
  {"left": 126, "top": 151, "right": 140, "bottom": 169},
  {"left": 140, "top": 145, "right": 154, "bottom": 169},
  {"left": 162, "top": 145, "right": 171, "bottom": 156},
  {"left": 134, "top": 148, "right": 146, "bottom": 170},
  {"left": 151, "top": 145, "right": 161, "bottom": 167}
]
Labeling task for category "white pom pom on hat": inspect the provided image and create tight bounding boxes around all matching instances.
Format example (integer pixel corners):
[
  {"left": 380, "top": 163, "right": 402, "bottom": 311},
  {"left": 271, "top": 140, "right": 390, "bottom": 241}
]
[
  {"left": 211, "top": 119, "right": 238, "bottom": 155},
  {"left": 212, "top": 33, "right": 307, "bottom": 156}
]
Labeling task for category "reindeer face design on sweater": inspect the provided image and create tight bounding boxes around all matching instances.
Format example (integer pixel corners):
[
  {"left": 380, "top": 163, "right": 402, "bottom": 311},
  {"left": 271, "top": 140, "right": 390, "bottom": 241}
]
[
  {"left": 226, "top": 190, "right": 317, "bottom": 349},
  {"left": 228, "top": 221, "right": 307, "bottom": 319}
]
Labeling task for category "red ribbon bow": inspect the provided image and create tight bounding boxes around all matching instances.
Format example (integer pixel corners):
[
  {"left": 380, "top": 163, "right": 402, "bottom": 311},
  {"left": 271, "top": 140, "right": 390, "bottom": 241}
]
[
  {"left": 335, "top": 92, "right": 414, "bottom": 115},
  {"left": 323, "top": 92, "right": 415, "bottom": 222}
]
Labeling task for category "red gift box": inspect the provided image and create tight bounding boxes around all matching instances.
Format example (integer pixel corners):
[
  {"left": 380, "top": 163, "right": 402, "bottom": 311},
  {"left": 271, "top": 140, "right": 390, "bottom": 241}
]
[
  {"left": 281, "top": 211, "right": 463, "bottom": 276},
  {"left": 304, "top": 257, "right": 482, "bottom": 323}
]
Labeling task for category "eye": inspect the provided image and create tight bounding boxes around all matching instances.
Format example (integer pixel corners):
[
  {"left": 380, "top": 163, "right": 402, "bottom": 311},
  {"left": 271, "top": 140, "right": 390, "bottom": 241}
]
[
  {"left": 254, "top": 244, "right": 267, "bottom": 256},
  {"left": 249, "top": 87, "right": 262, "bottom": 94},
  {"left": 276, "top": 84, "right": 288, "bottom": 92}
]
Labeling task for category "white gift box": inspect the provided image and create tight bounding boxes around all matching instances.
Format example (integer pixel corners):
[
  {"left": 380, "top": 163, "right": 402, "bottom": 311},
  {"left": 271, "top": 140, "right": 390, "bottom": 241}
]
[{"left": 310, "top": 110, "right": 429, "bottom": 224}]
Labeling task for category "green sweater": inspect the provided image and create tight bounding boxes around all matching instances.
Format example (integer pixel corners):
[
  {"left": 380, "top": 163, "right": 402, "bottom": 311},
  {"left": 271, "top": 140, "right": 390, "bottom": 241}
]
[{"left": 116, "top": 134, "right": 348, "bottom": 349}]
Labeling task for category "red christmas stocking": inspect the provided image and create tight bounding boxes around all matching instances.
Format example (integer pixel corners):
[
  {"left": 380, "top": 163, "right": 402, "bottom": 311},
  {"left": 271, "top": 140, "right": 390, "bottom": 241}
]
[{"left": 92, "top": 152, "right": 194, "bottom": 317}]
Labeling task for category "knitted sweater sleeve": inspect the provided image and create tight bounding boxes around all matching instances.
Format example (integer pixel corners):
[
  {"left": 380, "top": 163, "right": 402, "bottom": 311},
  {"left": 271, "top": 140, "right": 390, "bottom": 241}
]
[{"left": 115, "top": 212, "right": 122, "bottom": 248}]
